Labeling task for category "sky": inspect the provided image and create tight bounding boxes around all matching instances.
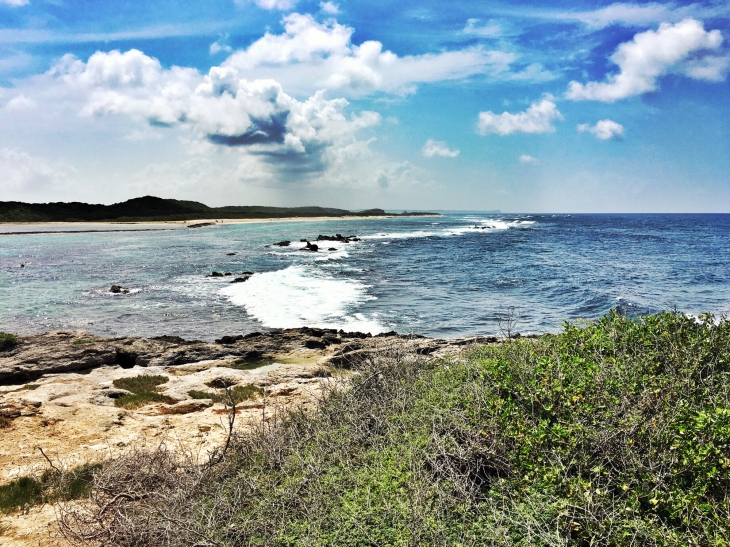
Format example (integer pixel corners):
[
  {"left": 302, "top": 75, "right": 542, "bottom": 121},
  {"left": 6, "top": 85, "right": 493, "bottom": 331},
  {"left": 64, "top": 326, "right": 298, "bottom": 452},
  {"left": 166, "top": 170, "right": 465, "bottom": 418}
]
[{"left": 0, "top": 0, "right": 728, "bottom": 212}]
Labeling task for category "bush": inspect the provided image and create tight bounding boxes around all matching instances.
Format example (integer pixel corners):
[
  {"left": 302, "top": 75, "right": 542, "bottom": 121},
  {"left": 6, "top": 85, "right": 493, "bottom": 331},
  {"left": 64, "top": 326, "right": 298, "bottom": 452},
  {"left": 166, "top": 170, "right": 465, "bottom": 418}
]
[
  {"left": 61, "top": 312, "right": 730, "bottom": 546},
  {"left": 0, "top": 332, "right": 17, "bottom": 352}
]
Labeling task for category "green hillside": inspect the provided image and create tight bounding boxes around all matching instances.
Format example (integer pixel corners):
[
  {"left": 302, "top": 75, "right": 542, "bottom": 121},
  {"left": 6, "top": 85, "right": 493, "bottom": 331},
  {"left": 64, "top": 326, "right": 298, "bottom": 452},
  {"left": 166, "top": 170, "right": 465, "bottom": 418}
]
[{"left": 0, "top": 196, "right": 434, "bottom": 222}]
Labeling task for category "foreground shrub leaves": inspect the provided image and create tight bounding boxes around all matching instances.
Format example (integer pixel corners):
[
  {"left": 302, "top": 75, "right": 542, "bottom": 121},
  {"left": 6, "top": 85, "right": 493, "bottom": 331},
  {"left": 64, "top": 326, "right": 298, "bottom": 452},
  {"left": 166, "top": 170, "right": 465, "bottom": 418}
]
[{"left": 62, "top": 312, "right": 730, "bottom": 546}]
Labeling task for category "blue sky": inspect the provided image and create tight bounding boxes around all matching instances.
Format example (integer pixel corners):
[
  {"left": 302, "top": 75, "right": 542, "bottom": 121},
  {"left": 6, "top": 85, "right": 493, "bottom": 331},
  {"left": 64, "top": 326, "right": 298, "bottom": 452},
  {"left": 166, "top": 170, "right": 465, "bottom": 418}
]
[{"left": 0, "top": 0, "right": 728, "bottom": 212}]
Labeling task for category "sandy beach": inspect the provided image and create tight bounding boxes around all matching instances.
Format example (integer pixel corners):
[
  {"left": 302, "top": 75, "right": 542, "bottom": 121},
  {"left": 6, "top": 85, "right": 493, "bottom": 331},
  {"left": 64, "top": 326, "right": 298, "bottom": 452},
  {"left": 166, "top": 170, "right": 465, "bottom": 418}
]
[{"left": 0, "top": 215, "right": 437, "bottom": 235}]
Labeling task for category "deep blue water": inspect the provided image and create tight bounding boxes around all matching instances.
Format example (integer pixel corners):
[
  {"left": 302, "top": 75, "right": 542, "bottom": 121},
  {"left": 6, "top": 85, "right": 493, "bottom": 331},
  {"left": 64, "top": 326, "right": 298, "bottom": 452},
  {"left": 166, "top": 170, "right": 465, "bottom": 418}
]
[{"left": 1, "top": 213, "right": 729, "bottom": 340}]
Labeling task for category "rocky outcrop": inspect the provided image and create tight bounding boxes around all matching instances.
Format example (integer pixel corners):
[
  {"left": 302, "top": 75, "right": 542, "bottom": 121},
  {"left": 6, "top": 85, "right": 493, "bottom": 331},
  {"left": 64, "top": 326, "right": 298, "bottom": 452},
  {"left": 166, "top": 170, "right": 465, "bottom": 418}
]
[
  {"left": 316, "top": 234, "right": 361, "bottom": 243},
  {"left": 0, "top": 329, "right": 500, "bottom": 385}
]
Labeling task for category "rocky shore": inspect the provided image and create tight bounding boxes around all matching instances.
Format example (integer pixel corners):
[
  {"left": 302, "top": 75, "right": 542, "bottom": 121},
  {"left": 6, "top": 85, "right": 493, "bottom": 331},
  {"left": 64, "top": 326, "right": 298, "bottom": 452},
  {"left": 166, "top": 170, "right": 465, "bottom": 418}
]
[{"left": 0, "top": 328, "right": 493, "bottom": 546}]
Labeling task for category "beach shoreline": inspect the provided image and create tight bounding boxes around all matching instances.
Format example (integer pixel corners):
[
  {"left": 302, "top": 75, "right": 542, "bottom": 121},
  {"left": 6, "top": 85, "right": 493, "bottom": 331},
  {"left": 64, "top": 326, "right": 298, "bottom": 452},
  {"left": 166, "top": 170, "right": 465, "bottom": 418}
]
[{"left": 0, "top": 214, "right": 440, "bottom": 235}]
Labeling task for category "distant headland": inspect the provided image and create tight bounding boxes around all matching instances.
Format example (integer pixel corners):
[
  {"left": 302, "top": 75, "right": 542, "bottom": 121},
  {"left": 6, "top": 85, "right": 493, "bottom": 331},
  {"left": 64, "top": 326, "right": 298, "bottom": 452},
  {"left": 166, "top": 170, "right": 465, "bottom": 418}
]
[{"left": 0, "top": 196, "right": 439, "bottom": 223}]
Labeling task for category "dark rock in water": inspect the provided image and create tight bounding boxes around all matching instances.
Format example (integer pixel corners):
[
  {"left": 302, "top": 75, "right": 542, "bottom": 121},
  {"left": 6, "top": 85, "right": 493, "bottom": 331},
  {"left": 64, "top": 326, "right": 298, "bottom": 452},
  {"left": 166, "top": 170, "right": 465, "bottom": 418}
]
[
  {"left": 328, "top": 247, "right": 337, "bottom": 251},
  {"left": 224, "top": 272, "right": 232, "bottom": 276},
  {"left": 110, "top": 285, "right": 130, "bottom": 294},
  {"left": 188, "top": 222, "right": 215, "bottom": 229},
  {"left": 226, "top": 252, "right": 236, "bottom": 256},
  {"left": 20, "top": 264, "right": 24, "bottom": 268},
  {"left": 317, "top": 234, "right": 359, "bottom": 243},
  {"left": 215, "top": 335, "right": 244, "bottom": 344},
  {"left": 241, "top": 271, "right": 254, "bottom": 275},
  {"left": 207, "top": 272, "right": 224, "bottom": 278},
  {"left": 304, "top": 241, "right": 319, "bottom": 252},
  {"left": 300, "top": 239, "right": 308, "bottom": 242},
  {"left": 375, "top": 331, "right": 398, "bottom": 337},
  {"left": 230, "top": 277, "right": 249, "bottom": 284},
  {"left": 273, "top": 240, "right": 291, "bottom": 247}
]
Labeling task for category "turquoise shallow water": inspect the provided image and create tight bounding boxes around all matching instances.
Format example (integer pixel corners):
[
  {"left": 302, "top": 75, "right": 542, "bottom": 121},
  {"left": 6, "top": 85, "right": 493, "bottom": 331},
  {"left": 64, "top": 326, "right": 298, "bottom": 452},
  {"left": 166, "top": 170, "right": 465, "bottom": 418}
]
[{"left": 1, "top": 213, "right": 730, "bottom": 340}]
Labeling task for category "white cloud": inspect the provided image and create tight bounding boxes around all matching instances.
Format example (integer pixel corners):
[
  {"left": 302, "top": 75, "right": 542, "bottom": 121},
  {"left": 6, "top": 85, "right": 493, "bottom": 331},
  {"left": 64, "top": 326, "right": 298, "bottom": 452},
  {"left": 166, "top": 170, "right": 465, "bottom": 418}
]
[
  {"left": 422, "top": 139, "right": 459, "bottom": 158},
  {"left": 244, "top": 0, "right": 297, "bottom": 11},
  {"left": 577, "top": 119, "right": 625, "bottom": 140},
  {"left": 4, "top": 94, "right": 35, "bottom": 110},
  {"left": 559, "top": 2, "right": 730, "bottom": 29},
  {"left": 43, "top": 48, "right": 381, "bottom": 183},
  {"left": 519, "top": 154, "right": 538, "bottom": 164},
  {"left": 320, "top": 1, "right": 339, "bottom": 14},
  {"left": 463, "top": 18, "right": 502, "bottom": 37},
  {"left": 566, "top": 19, "right": 726, "bottom": 102},
  {"left": 0, "top": 148, "right": 71, "bottom": 191},
  {"left": 0, "top": 0, "right": 29, "bottom": 7},
  {"left": 222, "top": 13, "right": 550, "bottom": 97},
  {"left": 210, "top": 35, "right": 233, "bottom": 55},
  {"left": 477, "top": 98, "right": 562, "bottom": 135}
]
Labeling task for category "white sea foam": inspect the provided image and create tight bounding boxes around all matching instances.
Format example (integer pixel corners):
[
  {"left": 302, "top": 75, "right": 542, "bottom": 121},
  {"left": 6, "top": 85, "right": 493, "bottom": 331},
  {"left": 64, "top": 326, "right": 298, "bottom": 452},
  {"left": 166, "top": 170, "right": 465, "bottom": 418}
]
[
  {"left": 315, "top": 249, "right": 349, "bottom": 261},
  {"left": 360, "top": 218, "right": 536, "bottom": 241},
  {"left": 219, "top": 265, "right": 384, "bottom": 333}
]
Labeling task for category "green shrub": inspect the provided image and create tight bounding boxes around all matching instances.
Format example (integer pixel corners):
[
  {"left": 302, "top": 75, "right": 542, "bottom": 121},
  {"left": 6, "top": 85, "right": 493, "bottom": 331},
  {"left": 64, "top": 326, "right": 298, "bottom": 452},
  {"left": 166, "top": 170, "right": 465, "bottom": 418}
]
[
  {"left": 62, "top": 312, "right": 730, "bottom": 546},
  {"left": 72, "top": 338, "right": 94, "bottom": 345},
  {"left": 0, "top": 332, "right": 17, "bottom": 352},
  {"left": 0, "top": 477, "right": 42, "bottom": 513},
  {"left": 0, "top": 463, "right": 101, "bottom": 514}
]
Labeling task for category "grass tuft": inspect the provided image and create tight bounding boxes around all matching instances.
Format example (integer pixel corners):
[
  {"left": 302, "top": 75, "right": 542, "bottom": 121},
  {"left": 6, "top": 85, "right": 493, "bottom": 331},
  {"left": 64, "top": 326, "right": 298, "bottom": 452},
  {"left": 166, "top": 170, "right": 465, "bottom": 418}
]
[
  {"left": 0, "top": 332, "right": 17, "bottom": 352},
  {"left": 72, "top": 338, "right": 94, "bottom": 345},
  {"left": 187, "top": 384, "right": 263, "bottom": 404},
  {"left": 112, "top": 375, "right": 176, "bottom": 409}
]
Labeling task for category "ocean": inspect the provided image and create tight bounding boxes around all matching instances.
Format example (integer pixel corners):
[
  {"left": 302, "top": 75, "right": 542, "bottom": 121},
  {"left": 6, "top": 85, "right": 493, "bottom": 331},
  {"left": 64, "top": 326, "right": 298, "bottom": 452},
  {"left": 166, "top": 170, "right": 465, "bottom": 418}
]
[{"left": 1, "top": 213, "right": 729, "bottom": 340}]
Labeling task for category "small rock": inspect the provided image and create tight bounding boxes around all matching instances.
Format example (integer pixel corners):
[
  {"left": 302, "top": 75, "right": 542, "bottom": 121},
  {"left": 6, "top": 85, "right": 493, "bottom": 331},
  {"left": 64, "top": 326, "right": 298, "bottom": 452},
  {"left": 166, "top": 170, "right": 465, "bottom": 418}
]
[
  {"left": 328, "top": 247, "right": 337, "bottom": 251},
  {"left": 241, "top": 271, "right": 254, "bottom": 275},
  {"left": 226, "top": 252, "right": 236, "bottom": 256},
  {"left": 304, "top": 241, "right": 319, "bottom": 252},
  {"left": 272, "top": 240, "right": 291, "bottom": 247},
  {"left": 224, "top": 272, "right": 232, "bottom": 276},
  {"left": 230, "top": 277, "right": 249, "bottom": 284},
  {"left": 206, "top": 272, "right": 224, "bottom": 278},
  {"left": 110, "top": 285, "right": 130, "bottom": 294}
]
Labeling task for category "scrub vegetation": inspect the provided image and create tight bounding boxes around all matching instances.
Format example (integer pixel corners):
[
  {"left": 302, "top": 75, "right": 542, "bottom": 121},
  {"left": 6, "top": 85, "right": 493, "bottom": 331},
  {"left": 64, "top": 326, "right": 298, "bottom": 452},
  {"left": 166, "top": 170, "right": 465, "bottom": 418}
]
[
  {"left": 60, "top": 312, "right": 730, "bottom": 545},
  {"left": 0, "top": 464, "right": 100, "bottom": 514},
  {"left": 0, "top": 332, "right": 17, "bottom": 352},
  {"left": 112, "top": 374, "right": 176, "bottom": 409}
]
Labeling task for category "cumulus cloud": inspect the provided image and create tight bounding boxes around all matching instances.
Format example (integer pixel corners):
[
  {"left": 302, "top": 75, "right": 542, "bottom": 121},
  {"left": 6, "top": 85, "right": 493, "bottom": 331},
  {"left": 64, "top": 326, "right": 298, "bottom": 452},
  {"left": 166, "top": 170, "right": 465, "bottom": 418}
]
[
  {"left": 320, "top": 1, "right": 339, "bottom": 14},
  {"left": 519, "top": 154, "right": 538, "bottom": 164},
  {"left": 578, "top": 120, "right": 625, "bottom": 140},
  {"left": 222, "top": 13, "right": 550, "bottom": 96},
  {"left": 4, "top": 94, "right": 35, "bottom": 110},
  {"left": 210, "top": 35, "right": 232, "bottom": 55},
  {"left": 422, "top": 139, "right": 460, "bottom": 158},
  {"left": 0, "top": 148, "right": 71, "bottom": 191},
  {"left": 0, "top": 0, "right": 29, "bottom": 7},
  {"left": 477, "top": 98, "right": 562, "bottom": 135},
  {"left": 566, "top": 19, "right": 726, "bottom": 102},
  {"left": 48, "top": 48, "right": 381, "bottom": 181}
]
